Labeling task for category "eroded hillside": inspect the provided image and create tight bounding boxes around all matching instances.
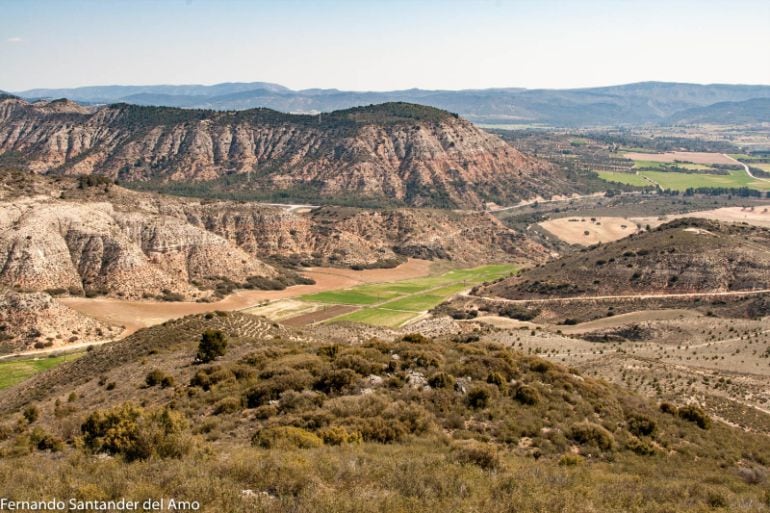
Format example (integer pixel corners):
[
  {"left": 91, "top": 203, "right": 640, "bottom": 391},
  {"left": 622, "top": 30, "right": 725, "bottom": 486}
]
[{"left": 0, "top": 99, "right": 569, "bottom": 209}]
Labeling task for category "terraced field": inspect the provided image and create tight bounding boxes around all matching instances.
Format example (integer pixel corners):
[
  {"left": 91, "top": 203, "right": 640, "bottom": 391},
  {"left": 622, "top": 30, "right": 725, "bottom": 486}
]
[{"left": 301, "top": 264, "right": 518, "bottom": 327}]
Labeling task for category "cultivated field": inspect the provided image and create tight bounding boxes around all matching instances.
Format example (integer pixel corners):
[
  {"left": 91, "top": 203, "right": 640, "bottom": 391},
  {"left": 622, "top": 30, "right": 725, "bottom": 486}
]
[
  {"left": 59, "top": 259, "right": 434, "bottom": 333},
  {"left": 539, "top": 216, "right": 640, "bottom": 245},
  {"left": 623, "top": 151, "right": 737, "bottom": 165},
  {"left": 302, "top": 264, "right": 519, "bottom": 327},
  {"left": 598, "top": 168, "right": 770, "bottom": 191}
]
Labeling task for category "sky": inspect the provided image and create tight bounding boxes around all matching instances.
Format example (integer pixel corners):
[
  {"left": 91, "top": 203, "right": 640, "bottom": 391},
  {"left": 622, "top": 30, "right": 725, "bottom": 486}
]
[{"left": 1, "top": 0, "right": 768, "bottom": 92}]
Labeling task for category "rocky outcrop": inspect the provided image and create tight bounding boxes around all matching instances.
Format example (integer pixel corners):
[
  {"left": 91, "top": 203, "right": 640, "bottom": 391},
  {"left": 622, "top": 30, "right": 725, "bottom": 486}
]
[
  {"left": 0, "top": 178, "right": 548, "bottom": 300},
  {"left": 0, "top": 99, "right": 568, "bottom": 209},
  {"left": 0, "top": 291, "right": 120, "bottom": 353},
  {"left": 0, "top": 196, "right": 277, "bottom": 300}
]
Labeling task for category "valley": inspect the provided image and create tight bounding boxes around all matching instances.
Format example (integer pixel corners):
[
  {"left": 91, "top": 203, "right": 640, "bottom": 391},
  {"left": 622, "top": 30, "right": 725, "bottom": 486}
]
[{"left": 1, "top": 91, "right": 770, "bottom": 512}]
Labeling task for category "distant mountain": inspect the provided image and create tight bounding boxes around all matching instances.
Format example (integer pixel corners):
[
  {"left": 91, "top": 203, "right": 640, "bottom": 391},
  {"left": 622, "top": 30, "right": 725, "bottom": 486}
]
[
  {"left": 12, "top": 81, "right": 770, "bottom": 126},
  {"left": 667, "top": 97, "right": 770, "bottom": 124},
  {"left": 16, "top": 82, "right": 289, "bottom": 104},
  {"left": 0, "top": 98, "right": 568, "bottom": 209}
]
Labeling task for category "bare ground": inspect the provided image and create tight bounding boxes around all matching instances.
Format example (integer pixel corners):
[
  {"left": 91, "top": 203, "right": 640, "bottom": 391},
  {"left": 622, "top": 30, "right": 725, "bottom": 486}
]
[{"left": 623, "top": 151, "right": 737, "bottom": 165}]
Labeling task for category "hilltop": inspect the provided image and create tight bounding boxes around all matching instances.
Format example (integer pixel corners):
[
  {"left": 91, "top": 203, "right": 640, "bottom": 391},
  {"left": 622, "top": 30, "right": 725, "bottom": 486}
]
[
  {"left": 0, "top": 312, "right": 767, "bottom": 511},
  {"left": 0, "top": 98, "right": 565, "bottom": 209},
  {"left": 481, "top": 218, "right": 770, "bottom": 300}
]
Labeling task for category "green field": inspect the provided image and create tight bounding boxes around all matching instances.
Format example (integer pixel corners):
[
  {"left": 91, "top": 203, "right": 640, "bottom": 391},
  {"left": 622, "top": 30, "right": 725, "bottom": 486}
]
[
  {"left": 302, "top": 264, "right": 518, "bottom": 327},
  {"left": 641, "top": 169, "right": 770, "bottom": 191},
  {"left": 0, "top": 352, "right": 83, "bottom": 390},
  {"left": 632, "top": 160, "right": 712, "bottom": 172},
  {"left": 598, "top": 169, "right": 770, "bottom": 191},
  {"left": 750, "top": 162, "right": 770, "bottom": 172},
  {"left": 596, "top": 171, "right": 650, "bottom": 187}
]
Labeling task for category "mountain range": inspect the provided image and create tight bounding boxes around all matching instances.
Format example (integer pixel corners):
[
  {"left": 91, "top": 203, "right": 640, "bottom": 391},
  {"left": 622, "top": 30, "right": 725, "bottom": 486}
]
[{"left": 10, "top": 81, "right": 770, "bottom": 126}]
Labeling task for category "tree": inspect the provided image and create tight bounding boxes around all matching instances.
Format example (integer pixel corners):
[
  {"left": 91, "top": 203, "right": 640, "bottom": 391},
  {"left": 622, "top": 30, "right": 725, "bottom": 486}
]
[{"left": 196, "top": 329, "right": 228, "bottom": 363}]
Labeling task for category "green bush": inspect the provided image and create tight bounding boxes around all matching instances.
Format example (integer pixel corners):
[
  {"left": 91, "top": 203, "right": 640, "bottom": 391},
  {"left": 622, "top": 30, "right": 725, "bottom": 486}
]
[
  {"left": 145, "top": 369, "right": 173, "bottom": 388},
  {"left": 313, "top": 369, "right": 358, "bottom": 395},
  {"left": 29, "top": 428, "right": 64, "bottom": 452},
  {"left": 196, "top": 330, "right": 228, "bottom": 363},
  {"left": 558, "top": 454, "right": 584, "bottom": 466},
  {"left": 213, "top": 396, "right": 242, "bottom": 415},
  {"left": 466, "top": 386, "right": 492, "bottom": 409},
  {"left": 627, "top": 413, "right": 656, "bottom": 437},
  {"left": 625, "top": 435, "right": 656, "bottom": 456},
  {"left": 427, "top": 372, "right": 453, "bottom": 389},
  {"left": 22, "top": 406, "right": 39, "bottom": 424}
]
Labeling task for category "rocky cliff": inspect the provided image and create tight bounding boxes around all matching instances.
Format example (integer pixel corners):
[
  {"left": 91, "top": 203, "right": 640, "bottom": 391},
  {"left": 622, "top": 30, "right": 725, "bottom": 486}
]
[
  {"left": 0, "top": 176, "right": 548, "bottom": 301},
  {"left": 0, "top": 291, "right": 120, "bottom": 353},
  {"left": 0, "top": 98, "right": 567, "bottom": 209}
]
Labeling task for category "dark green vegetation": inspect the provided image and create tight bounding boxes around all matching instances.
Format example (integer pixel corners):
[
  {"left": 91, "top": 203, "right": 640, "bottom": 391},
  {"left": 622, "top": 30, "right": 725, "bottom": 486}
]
[
  {"left": 483, "top": 218, "right": 770, "bottom": 300},
  {"left": 0, "top": 313, "right": 768, "bottom": 511},
  {"left": 111, "top": 101, "right": 457, "bottom": 131}
]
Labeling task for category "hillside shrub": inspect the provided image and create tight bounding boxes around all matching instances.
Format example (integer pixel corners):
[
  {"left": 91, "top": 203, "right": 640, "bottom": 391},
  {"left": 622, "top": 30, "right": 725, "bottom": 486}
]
[
  {"left": 678, "top": 404, "right": 711, "bottom": 429},
  {"left": 452, "top": 440, "right": 501, "bottom": 470},
  {"left": 81, "top": 404, "right": 190, "bottom": 461},
  {"left": 196, "top": 330, "right": 228, "bottom": 363},
  {"left": 568, "top": 422, "right": 616, "bottom": 451},
  {"left": 252, "top": 426, "right": 323, "bottom": 449}
]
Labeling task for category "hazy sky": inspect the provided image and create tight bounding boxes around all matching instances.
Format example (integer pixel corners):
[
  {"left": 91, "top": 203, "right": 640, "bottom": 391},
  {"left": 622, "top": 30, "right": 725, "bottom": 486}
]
[{"left": 1, "top": 0, "right": 768, "bottom": 92}]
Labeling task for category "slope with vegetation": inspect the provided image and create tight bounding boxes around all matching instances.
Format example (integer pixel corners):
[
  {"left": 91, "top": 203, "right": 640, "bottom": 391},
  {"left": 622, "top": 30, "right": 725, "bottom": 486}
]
[
  {"left": 0, "top": 312, "right": 767, "bottom": 512},
  {"left": 482, "top": 218, "right": 770, "bottom": 300}
]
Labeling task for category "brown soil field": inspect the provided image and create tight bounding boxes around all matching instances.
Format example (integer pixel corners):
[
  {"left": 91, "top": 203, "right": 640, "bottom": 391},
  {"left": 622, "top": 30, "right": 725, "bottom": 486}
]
[
  {"left": 542, "top": 206, "right": 770, "bottom": 245},
  {"left": 623, "top": 151, "right": 736, "bottom": 165},
  {"left": 281, "top": 305, "right": 359, "bottom": 327},
  {"left": 631, "top": 205, "right": 770, "bottom": 229},
  {"left": 539, "top": 216, "right": 640, "bottom": 245},
  {"left": 59, "top": 259, "right": 433, "bottom": 335}
]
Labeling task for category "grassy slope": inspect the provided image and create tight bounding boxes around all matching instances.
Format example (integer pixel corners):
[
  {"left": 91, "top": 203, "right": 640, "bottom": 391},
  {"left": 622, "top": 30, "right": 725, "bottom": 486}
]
[{"left": 0, "top": 313, "right": 767, "bottom": 512}]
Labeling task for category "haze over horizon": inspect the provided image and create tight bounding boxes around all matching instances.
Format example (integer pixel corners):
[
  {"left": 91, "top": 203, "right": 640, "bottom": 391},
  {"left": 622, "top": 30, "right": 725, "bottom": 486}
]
[{"left": 1, "top": 0, "right": 768, "bottom": 92}]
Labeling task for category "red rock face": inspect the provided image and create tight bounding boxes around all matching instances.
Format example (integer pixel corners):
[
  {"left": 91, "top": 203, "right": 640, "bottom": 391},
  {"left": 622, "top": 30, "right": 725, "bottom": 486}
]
[{"left": 0, "top": 99, "right": 571, "bottom": 209}]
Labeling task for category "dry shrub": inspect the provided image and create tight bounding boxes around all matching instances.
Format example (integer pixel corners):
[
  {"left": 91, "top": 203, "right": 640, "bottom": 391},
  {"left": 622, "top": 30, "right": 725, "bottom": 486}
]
[
  {"left": 568, "top": 422, "right": 616, "bottom": 451},
  {"left": 452, "top": 440, "right": 501, "bottom": 470},
  {"left": 678, "top": 404, "right": 711, "bottom": 430},
  {"left": 252, "top": 426, "right": 323, "bottom": 449},
  {"left": 318, "top": 426, "right": 362, "bottom": 445}
]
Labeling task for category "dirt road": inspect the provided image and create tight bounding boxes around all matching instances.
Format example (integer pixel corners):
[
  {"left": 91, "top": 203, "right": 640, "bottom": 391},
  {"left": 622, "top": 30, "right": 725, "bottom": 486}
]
[{"left": 469, "top": 288, "right": 770, "bottom": 305}]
